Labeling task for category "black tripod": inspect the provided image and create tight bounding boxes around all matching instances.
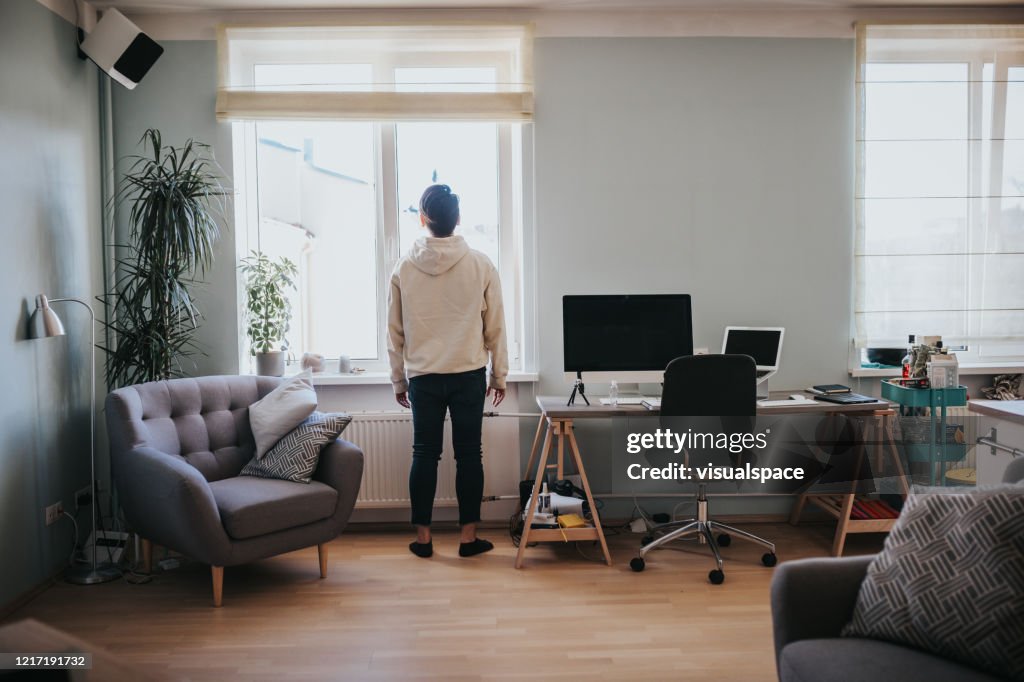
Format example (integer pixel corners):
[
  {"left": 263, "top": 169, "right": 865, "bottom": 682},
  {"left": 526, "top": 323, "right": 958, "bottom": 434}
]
[{"left": 567, "top": 371, "right": 590, "bottom": 406}]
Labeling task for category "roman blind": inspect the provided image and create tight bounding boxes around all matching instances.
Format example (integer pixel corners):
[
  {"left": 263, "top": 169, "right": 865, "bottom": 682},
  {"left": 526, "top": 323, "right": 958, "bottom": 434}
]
[
  {"left": 216, "top": 24, "right": 533, "bottom": 121},
  {"left": 854, "top": 24, "right": 1024, "bottom": 358}
]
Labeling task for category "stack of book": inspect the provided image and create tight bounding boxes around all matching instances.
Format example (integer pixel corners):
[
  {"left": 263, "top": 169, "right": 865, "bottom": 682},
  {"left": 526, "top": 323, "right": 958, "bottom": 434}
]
[{"left": 849, "top": 498, "right": 900, "bottom": 520}]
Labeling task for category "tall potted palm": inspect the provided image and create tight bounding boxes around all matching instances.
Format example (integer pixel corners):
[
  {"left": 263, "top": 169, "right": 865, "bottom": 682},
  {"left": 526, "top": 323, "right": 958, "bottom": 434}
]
[
  {"left": 239, "top": 251, "right": 298, "bottom": 376},
  {"left": 100, "top": 129, "right": 227, "bottom": 387}
]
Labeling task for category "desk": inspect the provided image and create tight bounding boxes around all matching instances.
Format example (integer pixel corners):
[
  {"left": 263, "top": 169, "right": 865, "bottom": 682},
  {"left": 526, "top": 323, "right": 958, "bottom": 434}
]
[{"left": 518, "top": 392, "right": 903, "bottom": 566}]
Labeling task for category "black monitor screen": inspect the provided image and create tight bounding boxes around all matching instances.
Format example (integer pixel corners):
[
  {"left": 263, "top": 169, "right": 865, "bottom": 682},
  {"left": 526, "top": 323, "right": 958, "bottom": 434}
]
[
  {"left": 723, "top": 329, "right": 782, "bottom": 366},
  {"left": 562, "top": 295, "right": 693, "bottom": 372}
]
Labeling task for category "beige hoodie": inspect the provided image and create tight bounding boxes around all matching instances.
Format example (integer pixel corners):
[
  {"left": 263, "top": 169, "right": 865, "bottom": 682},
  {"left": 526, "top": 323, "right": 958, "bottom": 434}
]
[{"left": 387, "top": 235, "right": 508, "bottom": 393}]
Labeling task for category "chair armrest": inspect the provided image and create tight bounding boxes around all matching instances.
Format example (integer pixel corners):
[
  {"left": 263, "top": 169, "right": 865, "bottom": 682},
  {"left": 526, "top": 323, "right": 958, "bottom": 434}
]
[
  {"left": 112, "top": 446, "right": 231, "bottom": 565},
  {"left": 770, "top": 555, "right": 873, "bottom": 666},
  {"left": 314, "top": 439, "right": 364, "bottom": 526}
]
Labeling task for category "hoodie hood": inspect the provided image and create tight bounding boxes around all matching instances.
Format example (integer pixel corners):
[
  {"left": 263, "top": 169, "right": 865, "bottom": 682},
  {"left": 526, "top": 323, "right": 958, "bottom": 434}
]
[{"left": 407, "top": 235, "right": 470, "bottom": 276}]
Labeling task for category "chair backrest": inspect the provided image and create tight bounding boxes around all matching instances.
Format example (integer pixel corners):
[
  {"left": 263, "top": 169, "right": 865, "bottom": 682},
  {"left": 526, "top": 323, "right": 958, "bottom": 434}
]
[
  {"left": 660, "top": 354, "right": 757, "bottom": 417},
  {"left": 106, "top": 375, "right": 282, "bottom": 482}
]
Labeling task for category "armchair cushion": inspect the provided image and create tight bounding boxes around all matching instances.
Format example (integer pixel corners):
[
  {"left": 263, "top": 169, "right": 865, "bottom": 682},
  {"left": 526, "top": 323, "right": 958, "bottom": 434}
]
[
  {"left": 841, "top": 487, "right": 1024, "bottom": 681},
  {"left": 780, "top": 638, "right": 1002, "bottom": 682},
  {"left": 249, "top": 370, "right": 318, "bottom": 459},
  {"left": 240, "top": 412, "right": 351, "bottom": 483},
  {"left": 208, "top": 477, "right": 338, "bottom": 540}
]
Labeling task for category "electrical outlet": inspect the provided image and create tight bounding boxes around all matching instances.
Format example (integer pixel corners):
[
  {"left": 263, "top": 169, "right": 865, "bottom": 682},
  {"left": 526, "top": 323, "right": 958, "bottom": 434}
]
[{"left": 44, "top": 502, "right": 64, "bottom": 526}]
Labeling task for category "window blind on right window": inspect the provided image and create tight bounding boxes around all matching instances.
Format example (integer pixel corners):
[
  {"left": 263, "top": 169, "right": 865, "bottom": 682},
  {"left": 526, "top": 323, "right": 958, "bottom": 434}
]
[{"left": 855, "top": 24, "right": 1024, "bottom": 363}]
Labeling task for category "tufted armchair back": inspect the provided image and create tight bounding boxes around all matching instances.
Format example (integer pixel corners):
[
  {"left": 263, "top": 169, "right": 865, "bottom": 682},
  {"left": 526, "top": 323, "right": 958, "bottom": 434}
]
[{"left": 106, "top": 375, "right": 283, "bottom": 482}]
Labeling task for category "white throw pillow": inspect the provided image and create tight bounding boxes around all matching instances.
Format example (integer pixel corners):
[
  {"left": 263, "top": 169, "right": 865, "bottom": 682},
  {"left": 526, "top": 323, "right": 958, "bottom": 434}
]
[{"left": 249, "top": 370, "right": 318, "bottom": 459}]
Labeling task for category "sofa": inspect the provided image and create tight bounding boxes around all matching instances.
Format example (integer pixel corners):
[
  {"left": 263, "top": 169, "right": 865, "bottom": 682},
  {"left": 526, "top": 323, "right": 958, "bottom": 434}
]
[
  {"left": 106, "top": 375, "right": 364, "bottom": 606},
  {"left": 770, "top": 462, "right": 1024, "bottom": 681}
]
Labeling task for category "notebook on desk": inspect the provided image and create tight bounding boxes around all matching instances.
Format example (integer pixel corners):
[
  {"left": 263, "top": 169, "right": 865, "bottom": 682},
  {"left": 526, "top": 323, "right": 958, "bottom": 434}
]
[{"left": 813, "top": 392, "right": 878, "bottom": 405}]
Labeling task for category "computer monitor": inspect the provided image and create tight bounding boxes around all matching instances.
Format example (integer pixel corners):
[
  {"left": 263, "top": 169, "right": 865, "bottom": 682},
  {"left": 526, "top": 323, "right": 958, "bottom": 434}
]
[
  {"left": 721, "top": 326, "right": 785, "bottom": 384},
  {"left": 562, "top": 294, "right": 693, "bottom": 383}
]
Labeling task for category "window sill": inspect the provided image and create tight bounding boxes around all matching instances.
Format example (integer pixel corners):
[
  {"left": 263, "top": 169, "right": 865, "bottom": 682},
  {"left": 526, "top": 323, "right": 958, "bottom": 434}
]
[
  {"left": 310, "top": 371, "right": 539, "bottom": 387},
  {"left": 849, "top": 363, "right": 1024, "bottom": 378}
]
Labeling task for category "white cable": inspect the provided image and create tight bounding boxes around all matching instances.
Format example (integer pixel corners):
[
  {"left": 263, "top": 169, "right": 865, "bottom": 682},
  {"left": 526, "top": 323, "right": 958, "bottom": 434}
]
[{"left": 59, "top": 512, "right": 80, "bottom": 566}]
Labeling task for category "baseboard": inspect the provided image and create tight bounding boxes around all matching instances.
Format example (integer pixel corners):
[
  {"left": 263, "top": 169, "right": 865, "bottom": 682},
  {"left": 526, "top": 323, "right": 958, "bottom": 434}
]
[
  {"left": 345, "top": 513, "right": 801, "bottom": 534},
  {"left": 0, "top": 567, "right": 65, "bottom": 623}
]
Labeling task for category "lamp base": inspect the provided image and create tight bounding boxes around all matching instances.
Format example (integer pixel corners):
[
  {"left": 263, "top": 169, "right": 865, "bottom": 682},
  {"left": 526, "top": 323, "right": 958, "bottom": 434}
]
[{"left": 65, "top": 563, "right": 121, "bottom": 585}]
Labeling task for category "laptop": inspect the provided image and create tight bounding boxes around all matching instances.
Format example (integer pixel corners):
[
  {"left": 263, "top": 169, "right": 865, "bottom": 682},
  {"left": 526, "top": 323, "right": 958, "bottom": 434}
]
[{"left": 722, "top": 327, "right": 785, "bottom": 385}]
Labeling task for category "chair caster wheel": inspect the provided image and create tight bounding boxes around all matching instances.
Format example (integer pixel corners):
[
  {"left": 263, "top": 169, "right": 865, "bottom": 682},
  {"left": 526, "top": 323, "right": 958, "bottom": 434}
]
[
  {"left": 762, "top": 552, "right": 778, "bottom": 567},
  {"left": 630, "top": 557, "right": 646, "bottom": 572},
  {"left": 709, "top": 569, "right": 725, "bottom": 584},
  {"left": 640, "top": 535, "right": 654, "bottom": 546},
  {"left": 716, "top": 533, "right": 731, "bottom": 547}
]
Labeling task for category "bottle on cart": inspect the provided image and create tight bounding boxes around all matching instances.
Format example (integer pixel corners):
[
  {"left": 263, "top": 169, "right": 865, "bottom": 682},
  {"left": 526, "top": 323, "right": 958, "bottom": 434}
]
[
  {"left": 608, "top": 380, "right": 619, "bottom": 406},
  {"left": 902, "top": 334, "right": 916, "bottom": 378}
]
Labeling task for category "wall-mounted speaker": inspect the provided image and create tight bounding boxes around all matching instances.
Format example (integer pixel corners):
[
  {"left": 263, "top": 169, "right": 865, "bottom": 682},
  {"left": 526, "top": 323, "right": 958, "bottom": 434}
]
[{"left": 80, "top": 8, "right": 163, "bottom": 90}]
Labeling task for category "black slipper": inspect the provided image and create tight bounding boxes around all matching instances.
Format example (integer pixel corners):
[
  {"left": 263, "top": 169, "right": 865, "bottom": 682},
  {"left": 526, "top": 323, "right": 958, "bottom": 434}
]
[
  {"left": 409, "top": 540, "right": 433, "bottom": 558},
  {"left": 459, "top": 538, "right": 494, "bottom": 557}
]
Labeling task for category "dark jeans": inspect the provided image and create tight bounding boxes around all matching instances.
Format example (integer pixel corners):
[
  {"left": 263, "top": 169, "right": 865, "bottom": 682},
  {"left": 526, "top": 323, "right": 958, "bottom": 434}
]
[{"left": 408, "top": 367, "right": 487, "bottom": 527}]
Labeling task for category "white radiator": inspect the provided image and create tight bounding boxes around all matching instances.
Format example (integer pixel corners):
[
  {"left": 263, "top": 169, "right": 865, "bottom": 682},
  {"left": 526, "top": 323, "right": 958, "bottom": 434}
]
[{"left": 343, "top": 413, "right": 519, "bottom": 510}]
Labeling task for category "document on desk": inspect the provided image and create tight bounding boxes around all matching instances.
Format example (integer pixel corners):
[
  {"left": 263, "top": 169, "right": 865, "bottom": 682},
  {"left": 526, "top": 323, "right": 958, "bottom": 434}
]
[{"left": 759, "top": 399, "right": 817, "bottom": 407}]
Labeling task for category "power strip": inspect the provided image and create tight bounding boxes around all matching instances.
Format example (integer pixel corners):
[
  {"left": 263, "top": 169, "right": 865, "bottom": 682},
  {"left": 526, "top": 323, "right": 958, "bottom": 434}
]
[{"left": 84, "top": 530, "right": 129, "bottom": 564}]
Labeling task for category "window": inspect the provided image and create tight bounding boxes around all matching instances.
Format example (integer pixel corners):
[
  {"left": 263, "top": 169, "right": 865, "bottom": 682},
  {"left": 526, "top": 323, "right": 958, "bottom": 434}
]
[
  {"left": 855, "top": 25, "right": 1024, "bottom": 366},
  {"left": 221, "top": 25, "right": 532, "bottom": 372}
]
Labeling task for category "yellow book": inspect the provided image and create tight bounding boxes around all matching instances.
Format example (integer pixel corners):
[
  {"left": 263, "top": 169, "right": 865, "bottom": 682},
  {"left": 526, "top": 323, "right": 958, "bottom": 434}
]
[{"left": 557, "top": 514, "right": 587, "bottom": 529}]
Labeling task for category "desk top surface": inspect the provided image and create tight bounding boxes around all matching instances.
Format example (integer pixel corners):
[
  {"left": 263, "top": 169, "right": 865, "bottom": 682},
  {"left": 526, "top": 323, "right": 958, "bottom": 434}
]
[
  {"left": 536, "top": 391, "right": 891, "bottom": 419},
  {"left": 968, "top": 399, "right": 1024, "bottom": 426}
]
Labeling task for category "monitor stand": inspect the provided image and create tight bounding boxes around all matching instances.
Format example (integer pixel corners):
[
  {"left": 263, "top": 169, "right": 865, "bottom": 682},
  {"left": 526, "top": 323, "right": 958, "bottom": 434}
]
[
  {"left": 616, "top": 382, "right": 641, "bottom": 396},
  {"left": 567, "top": 371, "right": 590, "bottom": 406}
]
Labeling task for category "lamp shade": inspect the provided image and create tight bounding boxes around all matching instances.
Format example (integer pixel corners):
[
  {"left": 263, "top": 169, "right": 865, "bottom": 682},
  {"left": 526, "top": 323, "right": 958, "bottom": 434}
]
[{"left": 29, "top": 294, "right": 66, "bottom": 339}]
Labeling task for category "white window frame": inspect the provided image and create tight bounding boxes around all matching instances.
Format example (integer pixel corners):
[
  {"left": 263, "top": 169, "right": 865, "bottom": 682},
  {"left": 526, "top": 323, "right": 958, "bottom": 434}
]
[
  {"left": 852, "top": 34, "right": 1024, "bottom": 372},
  {"left": 232, "top": 102, "right": 527, "bottom": 375}
]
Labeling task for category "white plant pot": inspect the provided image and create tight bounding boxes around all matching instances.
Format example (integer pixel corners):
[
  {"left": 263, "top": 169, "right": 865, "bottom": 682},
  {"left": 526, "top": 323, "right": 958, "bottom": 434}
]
[{"left": 255, "top": 351, "right": 286, "bottom": 377}]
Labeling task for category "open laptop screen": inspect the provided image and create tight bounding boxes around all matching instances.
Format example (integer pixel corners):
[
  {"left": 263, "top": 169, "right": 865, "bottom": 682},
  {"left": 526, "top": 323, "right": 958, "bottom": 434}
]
[{"left": 723, "top": 328, "right": 783, "bottom": 368}]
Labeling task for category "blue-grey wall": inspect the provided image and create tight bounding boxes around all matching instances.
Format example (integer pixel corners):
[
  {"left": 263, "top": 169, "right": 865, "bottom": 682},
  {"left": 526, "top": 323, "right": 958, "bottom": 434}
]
[
  {"left": 0, "top": 0, "right": 103, "bottom": 609},
  {"left": 111, "top": 41, "right": 238, "bottom": 378}
]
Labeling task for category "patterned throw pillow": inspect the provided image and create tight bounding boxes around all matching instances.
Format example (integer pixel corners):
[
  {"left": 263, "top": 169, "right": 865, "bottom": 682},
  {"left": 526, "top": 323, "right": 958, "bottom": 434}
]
[
  {"left": 240, "top": 411, "right": 351, "bottom": 483},
  {"left": 841, "top": 486, "right": 1024, "bottom": 680}
]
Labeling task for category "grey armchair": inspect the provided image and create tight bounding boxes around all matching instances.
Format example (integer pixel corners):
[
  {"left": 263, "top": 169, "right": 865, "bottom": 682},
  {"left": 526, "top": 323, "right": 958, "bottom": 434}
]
[
  {"left": 106, "top": 375, "right": 364, "bottom": 607},
  {"left": 770, "top": 463, "right": 1024, "bottom": 681}
]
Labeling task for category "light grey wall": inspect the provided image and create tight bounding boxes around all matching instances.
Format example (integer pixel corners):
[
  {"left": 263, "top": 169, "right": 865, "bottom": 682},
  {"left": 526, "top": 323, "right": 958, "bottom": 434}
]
[
  {"left": 531, "top": 37, "right": 855, "bottom": 397},
  {"left": 111, "top": 41, "right": 238, "bottom": 377},
  {"left": 522, "top": 38, "right": 855, "bottom": 513},
  {"left": 0, "top": 0, "right": 103, "bottom": 608}
]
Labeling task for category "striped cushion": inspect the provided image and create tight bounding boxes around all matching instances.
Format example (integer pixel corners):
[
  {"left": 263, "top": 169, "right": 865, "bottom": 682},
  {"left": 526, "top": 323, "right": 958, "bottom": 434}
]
[
  {"left": 842, "top": 486, "right": 1024, "bottom": 680},
  {"left": 240, "top": 411, "right": 351, "bottom": 483}
]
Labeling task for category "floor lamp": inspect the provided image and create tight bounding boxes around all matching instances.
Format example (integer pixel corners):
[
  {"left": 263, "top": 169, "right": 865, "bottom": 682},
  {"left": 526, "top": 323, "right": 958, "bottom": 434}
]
[{"left": 29, "top": 294, "right": 120, "bottom": 584}]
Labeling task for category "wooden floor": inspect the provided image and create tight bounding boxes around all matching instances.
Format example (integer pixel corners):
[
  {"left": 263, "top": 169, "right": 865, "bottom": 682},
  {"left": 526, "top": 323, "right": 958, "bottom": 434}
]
[{"left": 6, "top": 523, "right": 883, "bottom": 681}]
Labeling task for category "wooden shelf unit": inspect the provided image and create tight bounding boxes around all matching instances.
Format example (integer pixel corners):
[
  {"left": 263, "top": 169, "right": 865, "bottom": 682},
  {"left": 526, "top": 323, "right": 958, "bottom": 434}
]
[{"left": 789, "top": 409, "right": 910, "bottom": 556}]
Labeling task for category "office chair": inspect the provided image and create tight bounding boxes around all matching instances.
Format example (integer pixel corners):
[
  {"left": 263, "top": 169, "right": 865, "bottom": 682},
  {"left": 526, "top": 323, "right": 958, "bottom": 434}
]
[{"left": 629, "top": 354, "right": 777, "bottom": 583}]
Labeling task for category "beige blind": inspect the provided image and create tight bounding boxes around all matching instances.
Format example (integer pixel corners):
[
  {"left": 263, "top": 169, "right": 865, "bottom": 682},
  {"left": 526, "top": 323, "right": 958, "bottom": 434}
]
[
  {"left": 854, "top": 24, "right": 1024, "bottom": 355},
  {"left": 216, "top": 24, "right": 534, "bottom": 122}
]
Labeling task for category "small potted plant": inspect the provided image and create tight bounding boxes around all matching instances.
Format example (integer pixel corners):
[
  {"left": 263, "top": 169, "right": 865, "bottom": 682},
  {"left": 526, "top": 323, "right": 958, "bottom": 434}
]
[{"left": 239, "top": 251, "right": 298, "bottom": 377}]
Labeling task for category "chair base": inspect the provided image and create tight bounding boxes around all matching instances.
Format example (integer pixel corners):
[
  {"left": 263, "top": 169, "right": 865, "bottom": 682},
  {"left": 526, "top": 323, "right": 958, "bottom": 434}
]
[{"left": 637, "top": 485, "right": 776, "bottom": 576}]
